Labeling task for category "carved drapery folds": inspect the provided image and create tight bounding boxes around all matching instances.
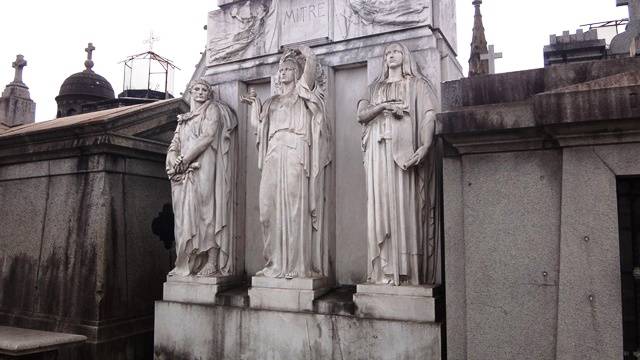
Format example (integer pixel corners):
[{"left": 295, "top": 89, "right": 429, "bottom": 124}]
[{"left": 242, "top": 47, "right": 332, "bottom": 279}]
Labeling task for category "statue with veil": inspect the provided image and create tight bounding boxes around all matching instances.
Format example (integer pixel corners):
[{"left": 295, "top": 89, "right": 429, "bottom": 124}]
[
  {"left": 166, "top": 79, "right": 238, "bottom": 277},
  {"left": 357, "top": 42, "right": 439, "bottom": 286}
]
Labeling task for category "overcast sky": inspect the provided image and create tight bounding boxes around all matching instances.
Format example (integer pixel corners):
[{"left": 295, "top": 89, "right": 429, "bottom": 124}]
[{"left": 0, "top": 1, "right": 629, "bottom": 121}]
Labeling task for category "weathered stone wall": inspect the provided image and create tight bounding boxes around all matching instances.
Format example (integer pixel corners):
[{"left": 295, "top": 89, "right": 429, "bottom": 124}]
[
  {"left": 439, "top": 58, "right": 640, "bottom": 359},
  {"left": 0, "top": 154, "right": 172, "bottom": 359},
  {"left": 0, "top": 99, "right": 188, "bottom": 359},
  {"left": 154, "top": 301, "right": 441, "bottom": 360}
]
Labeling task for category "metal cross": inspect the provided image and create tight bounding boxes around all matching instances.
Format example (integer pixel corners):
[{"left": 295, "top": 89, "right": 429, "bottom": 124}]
[
  {"left": 11, "top": 54, "right": 27, "bottom": 84},
  {"left": 144, "top": 31, "right": 160, "bottom": 51},
  {"left": 480, "top": 45, "right": 503, "bottom": 74}
]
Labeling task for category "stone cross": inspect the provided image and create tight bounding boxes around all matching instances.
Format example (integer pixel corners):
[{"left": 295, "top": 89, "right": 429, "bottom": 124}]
[
  {"left": 84, "top": 43, "right": 95, "bottom": 71},
  {"left": 11, "top": 55, "right": 27, "bottom": 84},
  {"left": 144, "top": 31, "right": 159, "bottom": 51},
  {"left": 480, "top": 45, "right": 502, "bottom": 74},
  {"left": 618, "top": 0, "right": 640, "bottom": 21}
]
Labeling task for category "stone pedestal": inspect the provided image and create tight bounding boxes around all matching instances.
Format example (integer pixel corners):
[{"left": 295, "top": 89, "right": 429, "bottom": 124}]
[
  {"left": 353, "top": 284, "right": 438, "bottom": 322},
  {"left": 248, "top": 277, "right": 330, "bottom": 312},
  {"left": 154, "top": 297, "right": 442, "bottom": 359},
  {"left": 163, "top": 275, "right": 241, "bottom": 305}
]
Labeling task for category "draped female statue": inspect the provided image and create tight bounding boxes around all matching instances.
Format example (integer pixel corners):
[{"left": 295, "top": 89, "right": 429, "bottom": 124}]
[
  {"left": 166, "top": 79, "right": 238, "bottom": 277},
  {"left": 357, "top": 42, "right": 438, "bottom": 286},
  {"left": 242, "top": 46, "right": 331, "bottom": 279}
]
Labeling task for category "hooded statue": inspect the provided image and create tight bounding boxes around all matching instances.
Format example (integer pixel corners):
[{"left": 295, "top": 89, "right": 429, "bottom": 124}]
[
  {"left": 166, "top": 79, "right": 238, "bottom": 277},
  {"left": 357, "top": 42, "right": 440, "bottom": 286}
]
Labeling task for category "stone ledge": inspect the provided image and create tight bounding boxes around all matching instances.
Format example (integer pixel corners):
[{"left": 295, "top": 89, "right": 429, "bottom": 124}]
[
  {"left": 251, "top": 276, "right": 328, "bottom": 290},
  {"left": 0, "top": 326, "right": 86, "bottom": 356},
  {"left": 249, "top": 287, "right": 330, "bottom": 312},
  {"left": 354, "top": 291, "right": 437, "bottom": 322},
  {"left": 163, "top": 278, "right": 242, "bottom": 305},
  {"left": 356, "top": 283, "right": 437, "bottom": 297},
  {"left": 166, "top": 275, "right": 240, "bottom": 285}
]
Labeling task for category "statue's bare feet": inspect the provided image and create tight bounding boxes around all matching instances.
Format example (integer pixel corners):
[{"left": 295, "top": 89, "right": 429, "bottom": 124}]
[
  {"left": 284, "top": 271, "right": 298, "bottom": 279},
  {"left": 197, "top": 263, "right": 219, "bottom": 277}
]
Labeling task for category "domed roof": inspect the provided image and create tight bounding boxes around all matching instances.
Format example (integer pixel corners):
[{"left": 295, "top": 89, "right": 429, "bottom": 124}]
[
  {"left": 56, "top": 43, "right": 115, "bottom": 100},
  {"left": 57, "top": 70, "right": 115, "bottom": 99}
]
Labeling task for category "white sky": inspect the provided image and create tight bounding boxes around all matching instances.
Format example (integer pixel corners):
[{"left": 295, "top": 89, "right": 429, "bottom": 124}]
[{"left": 0, "top": 1, "right": 630, "bottom": 122}]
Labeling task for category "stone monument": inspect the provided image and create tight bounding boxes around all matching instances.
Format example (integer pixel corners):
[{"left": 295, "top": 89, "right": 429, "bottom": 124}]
[
  {"left": 154, "top": 0, "right": 461, "bottom": 357},
  {"left": 162, "top": 79, "right": 240, "bottom": 304},
  {"left": 0, "top": 54, "right": 36, "bottom": 128},
  {"left": 242, "top": 46, "right": 332, "bottom": 311}
]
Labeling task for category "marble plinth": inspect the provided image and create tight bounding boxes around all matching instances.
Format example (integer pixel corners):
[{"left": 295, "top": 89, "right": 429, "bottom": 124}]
[
  {"left": 353, "top": 284, "right": 438, "bottom": 322},
  {"left": 154, "top": 299, "right": 442, "bottom": 359},
  {"left": 248, "top": 276, "right": 330, "bottom": 312},
  {"left": 163, "top": 275, "right": 241, "bottom": 305}
]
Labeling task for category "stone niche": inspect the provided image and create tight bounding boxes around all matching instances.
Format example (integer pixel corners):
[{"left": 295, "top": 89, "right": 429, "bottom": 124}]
[
  {"left": 0, "top": 99, "right": 188, "bottom": 360},
  {"left": 156, "top": 0, "right": 462, "bottom": 359}
]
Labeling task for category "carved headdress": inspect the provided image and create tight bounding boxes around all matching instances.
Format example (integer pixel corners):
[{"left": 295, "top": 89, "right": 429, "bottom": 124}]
[{"left": 278, "top": 48, "right": 305, "bottom": 80}]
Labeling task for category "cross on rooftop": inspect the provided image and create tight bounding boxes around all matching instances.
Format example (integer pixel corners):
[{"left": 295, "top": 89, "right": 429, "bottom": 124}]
[
  {"left": 480, "top": 45, "right": 502, "bottom": 74},
  {"left": 85, "top": 43, "right": 95, "bottom": 60},
  {"left": 144, "top": 31, "right": 160, "bottom": 51},
  {"left": 84, "top": 42, "right": 95, "bottom": 71},
  {"left": 618, "top": 0, "right": 640, "bottom": 21},
  {"left": 11, "top": 54, "right": 27, "bottom": 84}
]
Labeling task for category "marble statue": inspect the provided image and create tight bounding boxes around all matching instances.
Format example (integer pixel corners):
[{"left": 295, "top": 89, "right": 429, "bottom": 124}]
[
  {"left": 357, "top": 42, "right": 438, "bottom": 286},
  {"left": 166, "top": 79, "right": 238, "bottom": 277},
  {"left": 242, "top": 46, "right": 331, "bottom": 279}
]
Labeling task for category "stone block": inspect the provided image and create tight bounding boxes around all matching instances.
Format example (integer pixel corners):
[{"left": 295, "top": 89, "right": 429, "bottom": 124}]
[
  {"left": 251, "top": 276, "right": 327, "bottom": 289},
  {"left": 154, "top": 301, "right": 442, "bottom": 360},
  {"left": 249, "top": 277, "right": 329, "bottom": 311},
  {"left": 0, "top": 326, "right": 86, "bottom": 357},
  {"left": 0, "top": 93, "right": 35, "bottom": 128},
  {"left": 279, "top": 0, "right": 333, "bottom": 46},
  {"left": 163, "top": 276, "right": 241, "bottom": 305},
  {"left": 354, "top": 284, "right": 437, "bottom": 322}
]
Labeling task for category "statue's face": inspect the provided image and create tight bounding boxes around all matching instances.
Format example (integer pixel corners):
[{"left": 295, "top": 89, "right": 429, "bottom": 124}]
[
  {"left": 191, "top": 83, "right": 210, "bottom": 103},
  {"left": 385, "top": 44, "right": 404, "bottom": 69},
  {"left": 278, "top": 61, "right": 297, "bottom": 84}
]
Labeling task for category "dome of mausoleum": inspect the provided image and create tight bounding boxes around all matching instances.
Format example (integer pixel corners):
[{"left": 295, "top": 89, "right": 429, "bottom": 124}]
[
  {"left": 55, "top": 43, "right": 115, "bottom": 118},
  {"left": 57, "top": 70, "right": 115, "bottom": 99}
]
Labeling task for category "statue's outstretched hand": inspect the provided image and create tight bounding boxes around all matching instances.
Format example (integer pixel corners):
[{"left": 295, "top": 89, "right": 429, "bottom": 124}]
[{"left": 240, "top": 88, "right": 258, "bottom": 105}]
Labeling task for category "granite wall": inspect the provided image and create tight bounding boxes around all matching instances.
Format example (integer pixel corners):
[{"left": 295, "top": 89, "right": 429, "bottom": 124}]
[
  {"left": 0, "top": 99, "right": 187, "bottom": 359},
  {"left": 438, "top": 58, "right": 640, "bottom": 359}
]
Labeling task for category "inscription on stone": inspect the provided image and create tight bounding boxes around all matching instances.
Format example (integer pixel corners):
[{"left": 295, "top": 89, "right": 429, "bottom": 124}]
[{"left": 280, "top": 0, "right": 332, "bottom": 45}]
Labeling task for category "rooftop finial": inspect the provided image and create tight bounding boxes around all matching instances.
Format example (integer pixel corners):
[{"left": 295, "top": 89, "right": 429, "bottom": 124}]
[
  {"left": 143, "top": 31, "right": 160, "bottom": 52},
  {"left": 84, "top": 43, "right": 95, "bottom": 72},
  {"left": 11, "top": 54, "right": 27, "bottom": 84},
  {"left": 469, "top": 0, "right": 489, "bottom": 76},
  {"left": 618, "top": 0, "right": 640, "bottom": 21}
]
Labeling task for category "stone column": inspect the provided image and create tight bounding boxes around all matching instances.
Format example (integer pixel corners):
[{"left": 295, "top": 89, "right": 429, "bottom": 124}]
[{"left": 0, "top": 54, "right": 36, "bottom": 128}]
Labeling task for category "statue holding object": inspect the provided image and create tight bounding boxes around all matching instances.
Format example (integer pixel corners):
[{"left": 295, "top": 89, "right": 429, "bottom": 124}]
[{"left": 166, "top": 79, "right": 238, "bottom": 277}]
